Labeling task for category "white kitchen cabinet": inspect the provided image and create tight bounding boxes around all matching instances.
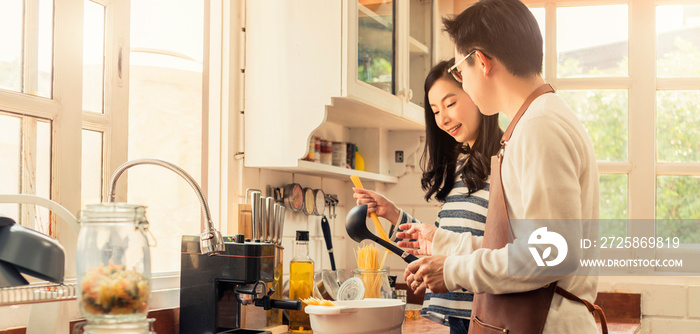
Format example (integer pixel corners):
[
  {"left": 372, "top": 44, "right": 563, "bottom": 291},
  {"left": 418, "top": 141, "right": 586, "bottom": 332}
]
[
  {"left": 245, "top": 0, "right": 433, "bottom": 183},
  {"left": 347, "top": 0, "right": 433, "bottom": 123}
]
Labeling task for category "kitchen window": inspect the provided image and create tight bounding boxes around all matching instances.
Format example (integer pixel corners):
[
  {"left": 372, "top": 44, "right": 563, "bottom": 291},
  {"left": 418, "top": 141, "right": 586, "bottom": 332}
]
[
  {"left": 1, "top": 0, "right": 232, "bottom": 284},
  {"left": 127, "top": 0, "right": 205, "bottom": 274},
  {"left": 0, "top": 0, "right": 129, "bottom": 263},
  {"left": 523, "top": 0, "right": 700, "bottom": 272}
]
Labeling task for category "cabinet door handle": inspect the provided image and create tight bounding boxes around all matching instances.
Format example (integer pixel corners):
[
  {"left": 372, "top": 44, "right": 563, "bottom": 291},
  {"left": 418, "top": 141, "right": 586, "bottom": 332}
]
[{"left": 407, "top": 89, "right": 413, "bottom": 101}]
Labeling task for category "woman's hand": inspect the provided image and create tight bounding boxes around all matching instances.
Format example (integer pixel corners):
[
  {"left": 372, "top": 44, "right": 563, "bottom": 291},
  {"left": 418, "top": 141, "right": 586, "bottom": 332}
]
[
  {"left": 405, "top": 256, "right": 448, "bottom": 295},
  {"left": 352, "top": 188, "right": 400, "bottom": 224},
  {"left": 396, "top": 223, "right": 437, "bottom": 256}
]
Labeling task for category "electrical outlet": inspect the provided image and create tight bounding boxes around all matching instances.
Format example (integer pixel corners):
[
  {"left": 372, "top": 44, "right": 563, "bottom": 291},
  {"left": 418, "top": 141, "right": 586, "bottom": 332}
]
[{"left": 395, "top": 150, "right": 404, "bottom": 163}]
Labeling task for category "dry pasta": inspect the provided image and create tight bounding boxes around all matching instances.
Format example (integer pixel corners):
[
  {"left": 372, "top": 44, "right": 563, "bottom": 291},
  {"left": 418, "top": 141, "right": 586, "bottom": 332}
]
[
  {"left": 302, "top": 297, "right": 335, "bottom": 306},
  {"left": 354, "top": 243, "right": 389, "bottom": 298}
]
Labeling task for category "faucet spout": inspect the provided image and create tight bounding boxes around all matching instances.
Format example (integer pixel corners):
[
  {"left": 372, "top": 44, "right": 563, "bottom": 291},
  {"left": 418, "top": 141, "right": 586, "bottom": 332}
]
[{"left": 108, "top": 158, "right": 225, "bottom": 255}]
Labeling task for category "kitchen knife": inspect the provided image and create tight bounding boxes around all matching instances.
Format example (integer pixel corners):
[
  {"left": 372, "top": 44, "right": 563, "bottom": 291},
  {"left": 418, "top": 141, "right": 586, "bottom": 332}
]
[
  {"left": 272, "top": 203, "right": 281, "bottom": 244},
  {"left": 276, "top": 204, "right": 286, "bottom": 245},
  {"left": 265, "top": 197, "right": 274, "bottom": 243},
  {"left": 251, "top": 191, "right": 262, "bottom": 241}
]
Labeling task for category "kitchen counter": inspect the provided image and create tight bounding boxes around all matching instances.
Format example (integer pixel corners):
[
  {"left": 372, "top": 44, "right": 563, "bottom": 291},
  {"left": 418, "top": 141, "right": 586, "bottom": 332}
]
[
  {"left": 402, "top": 318, "right": 449, "bottom": 333},
  {"left": 279, "top": 318, "right": 448, "bottom": 334}
]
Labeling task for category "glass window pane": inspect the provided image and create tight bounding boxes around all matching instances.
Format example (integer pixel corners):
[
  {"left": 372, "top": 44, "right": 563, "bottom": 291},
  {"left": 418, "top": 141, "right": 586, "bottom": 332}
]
[
  {"left": 407, "top": 0, "right": 431, "bottom": 107},
  {"left": 0, "top": 0, "right": 23, "bottom": 92},
  {"left": 0, "top": 114, "right": 21, "bottom": 221},
  {"left": 657, "top": 176, "right": 700, "bottom": 244},
  {"left": 657, "top": 90, "right": 700, "bottom": 162},
  {"left": 599, "top": 174, "right": 628, "bottom": 238},
  {"left": 656, "top": 5, "right": 700, "bottom": 77},
  {"left": 36, "top": 0, "right": 54, "bottom": 98},
  {"left": 83, "top": 0, "right": 105, "bottom": 113},
  {"left": 600, "top": 174, "right": 628, "bottom": 219},
  {"left": 557, "top": 5, "right": 628, "bottom": 78},
  {"left": 358, "top": 0, "right": 395, "bottom": 94},
  {"left": 129, "top": 0, "right": 204, "bottom": 273},
  {"left": 559, "top": 89, "right": 628, "bottom": 161},
  {"left": 529, "top": 7, "right": 545, "bottom": 77},
  {"left": 81, "top": 130, "right": 103, "bottom": 208},
  {"left": 36, "top": 120, "right": 51, "bottom": 234}
]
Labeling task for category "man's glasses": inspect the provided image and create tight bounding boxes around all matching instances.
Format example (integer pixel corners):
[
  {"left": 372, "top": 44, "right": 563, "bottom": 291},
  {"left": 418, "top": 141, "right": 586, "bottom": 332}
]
[{"left": 447, "top": 49, "right": 483, "bottom": 83}]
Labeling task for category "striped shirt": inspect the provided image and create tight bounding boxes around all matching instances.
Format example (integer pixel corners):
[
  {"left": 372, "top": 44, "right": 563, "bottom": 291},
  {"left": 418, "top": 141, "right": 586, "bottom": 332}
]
[{"left": 397, "top": 173, "right": 489, "bottom": 321}]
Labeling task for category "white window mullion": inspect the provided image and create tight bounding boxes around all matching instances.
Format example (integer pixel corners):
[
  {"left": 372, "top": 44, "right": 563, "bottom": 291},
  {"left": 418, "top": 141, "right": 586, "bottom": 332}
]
[
  {"left": 627, "top": 1, "right": 656, "bottom": 221},
  {"left": 102, "top": 0, "right": 129, "bottom": 202},
  {"left": 544, "top": 2, "right": 556, "bottom": 83},
  {"left": 23, "top": 0, "right": 39, "bottom": 95},
  {"left": 0, "top": 89, "right": 59, "bottom": 119},
  {"left": 627, "top": 0, "right": 656, "bottom": 262},
  {"left": 52, "top": 0, "right": 84, "bottom": 276},
  {"left": 20, "top": 117, "right": 38, "bottom": 228}
]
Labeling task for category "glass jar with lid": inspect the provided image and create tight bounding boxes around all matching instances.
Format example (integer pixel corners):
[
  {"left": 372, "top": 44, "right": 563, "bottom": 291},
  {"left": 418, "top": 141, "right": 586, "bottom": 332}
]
[
  {"left": 352, "top": 267, "right": 392, "bottom": 299},
  {"left": 76, "top": 203, "right": 151, "bottom": 323}
]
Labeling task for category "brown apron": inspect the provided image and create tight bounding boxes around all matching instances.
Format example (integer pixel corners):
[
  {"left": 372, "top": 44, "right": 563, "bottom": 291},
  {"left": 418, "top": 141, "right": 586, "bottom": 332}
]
[{"left": 468, "top": 84, "right": 608, "bottom": 334}]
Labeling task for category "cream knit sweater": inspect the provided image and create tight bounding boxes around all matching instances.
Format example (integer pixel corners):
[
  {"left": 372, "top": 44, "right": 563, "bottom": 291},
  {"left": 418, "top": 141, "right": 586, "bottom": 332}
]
[{"left": 432, "top": 93, "right": 600, "bottom": 333}]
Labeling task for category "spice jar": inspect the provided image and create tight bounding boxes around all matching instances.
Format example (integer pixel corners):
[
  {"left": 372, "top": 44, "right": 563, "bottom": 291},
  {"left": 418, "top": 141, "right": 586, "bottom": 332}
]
[
  {"left": 76, "top": 203, "right": 151, "bottom": 323},
  {"left": 352, "top": 267, "right": 392, "bottom": 299}
]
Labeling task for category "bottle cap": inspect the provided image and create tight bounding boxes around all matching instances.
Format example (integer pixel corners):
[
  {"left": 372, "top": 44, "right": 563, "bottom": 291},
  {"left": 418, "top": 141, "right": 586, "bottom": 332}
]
[
  {"left": 337, "top": 277, "right": 364, "bottom": 301},
  {"left": 388, "top": 275, "right": 397, "bottom": 288},
  {"left": 296, "top": 230, "right": 309, "bottom": 241}
]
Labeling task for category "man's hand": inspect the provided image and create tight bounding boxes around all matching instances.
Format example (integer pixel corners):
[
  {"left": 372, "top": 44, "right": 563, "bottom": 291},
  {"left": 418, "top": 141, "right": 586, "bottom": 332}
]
[
  {"left": 396, "top": 223, "right": 437, "bottom": 256},
  {"left": 405, "top": 255, "right": 448, "bottom": 295}
]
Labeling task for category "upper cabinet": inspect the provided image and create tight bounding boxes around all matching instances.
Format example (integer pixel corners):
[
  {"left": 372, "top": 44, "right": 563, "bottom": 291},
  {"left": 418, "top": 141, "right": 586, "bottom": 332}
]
[
  {"left": 350, "top": 0, "right": 433, "bottom": 123},
  {"left": 245, "top": 0, "right": 434, "bottom": 182}
]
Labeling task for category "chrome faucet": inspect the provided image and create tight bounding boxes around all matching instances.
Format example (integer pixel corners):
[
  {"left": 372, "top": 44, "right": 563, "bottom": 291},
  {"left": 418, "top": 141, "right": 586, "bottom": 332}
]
[{"left": 108, "top": 158, "right": 225, "bottom": 255}]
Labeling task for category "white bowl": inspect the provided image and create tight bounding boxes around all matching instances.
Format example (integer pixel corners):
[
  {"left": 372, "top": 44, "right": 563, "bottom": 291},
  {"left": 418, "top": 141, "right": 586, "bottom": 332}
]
[{"left": 305, "top": 298, "right": 406, "bottom": 334}]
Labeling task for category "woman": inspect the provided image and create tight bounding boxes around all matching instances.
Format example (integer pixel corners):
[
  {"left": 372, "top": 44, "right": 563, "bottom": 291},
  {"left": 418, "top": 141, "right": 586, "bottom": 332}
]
[{"left": 352, "top": 59, "right": 503, "bottom": 333}]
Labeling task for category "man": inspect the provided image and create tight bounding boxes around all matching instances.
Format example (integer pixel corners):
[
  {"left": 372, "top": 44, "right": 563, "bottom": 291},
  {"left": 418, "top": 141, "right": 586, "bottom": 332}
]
[{"left": 399, "top": 0, "right": 600, "bottom": 332}]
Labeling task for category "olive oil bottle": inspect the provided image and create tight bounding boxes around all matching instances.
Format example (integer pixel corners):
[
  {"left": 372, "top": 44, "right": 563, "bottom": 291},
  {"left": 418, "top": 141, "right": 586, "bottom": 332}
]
[{"left": 289, "top": 230, "right": 314, "bottom": 332}]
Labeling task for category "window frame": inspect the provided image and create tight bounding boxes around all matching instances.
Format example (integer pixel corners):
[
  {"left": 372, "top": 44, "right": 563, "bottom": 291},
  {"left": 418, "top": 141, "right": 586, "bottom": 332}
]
[
  {"left": 0, "top": 0, "right": 130, "bottom": 276},
  {"left": 518, "top": 0, "right": 700, "bottom": 273}
]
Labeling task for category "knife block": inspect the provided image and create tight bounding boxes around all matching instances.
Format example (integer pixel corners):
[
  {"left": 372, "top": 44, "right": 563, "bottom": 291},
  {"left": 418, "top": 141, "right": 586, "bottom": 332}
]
[{"left": 228, "top": 203, "right": 253, "bottom": 240}]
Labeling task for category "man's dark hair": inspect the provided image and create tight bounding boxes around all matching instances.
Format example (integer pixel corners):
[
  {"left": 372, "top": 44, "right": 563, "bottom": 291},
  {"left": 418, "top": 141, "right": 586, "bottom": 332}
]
[{"left": 443, "top": 0, "right": 543, "bottom": 77}]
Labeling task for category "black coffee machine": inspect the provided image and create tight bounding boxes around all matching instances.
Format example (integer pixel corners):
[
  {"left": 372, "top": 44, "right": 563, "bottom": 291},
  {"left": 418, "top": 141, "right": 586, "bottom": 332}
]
[{"left": 179, "top": 234, "right": 300, "bottom": 334}]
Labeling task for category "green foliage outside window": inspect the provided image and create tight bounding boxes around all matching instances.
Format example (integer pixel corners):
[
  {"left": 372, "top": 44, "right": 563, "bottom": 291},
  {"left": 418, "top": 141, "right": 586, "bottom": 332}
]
[{"left": 558, "top": 37, "right": 700, "bottom": 242}]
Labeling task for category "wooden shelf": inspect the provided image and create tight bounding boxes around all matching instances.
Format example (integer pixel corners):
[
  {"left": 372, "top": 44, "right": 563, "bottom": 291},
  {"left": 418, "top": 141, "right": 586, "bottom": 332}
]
[{"left": 271, "top": 160, "right": 398, "bottom": 184}]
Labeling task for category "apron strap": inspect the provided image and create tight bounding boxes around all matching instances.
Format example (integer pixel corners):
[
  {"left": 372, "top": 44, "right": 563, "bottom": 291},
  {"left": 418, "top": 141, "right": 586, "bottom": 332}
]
[{"left": 556, "top": 286, "right": 609, "bottom": 334}]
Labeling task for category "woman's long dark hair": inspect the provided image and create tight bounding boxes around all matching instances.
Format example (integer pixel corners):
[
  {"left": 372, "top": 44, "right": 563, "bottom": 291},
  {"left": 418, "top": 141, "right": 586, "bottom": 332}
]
[{"left": 420, "top": 59, "right": 503, "bottom": 202}]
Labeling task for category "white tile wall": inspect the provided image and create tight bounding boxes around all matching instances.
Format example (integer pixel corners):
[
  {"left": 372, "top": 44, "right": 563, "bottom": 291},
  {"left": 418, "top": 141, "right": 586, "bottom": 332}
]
[
  {"left": 649, "top": 318, "right": 700, "bottom": 334},
  {"left": 613, "top": 283, "right": 687, "bottom": 317},
  {"left": 242, "top": 166, "right": 440, "bottom": 286},
  {"left": 688, "top": 285, "right": 700, "bottom": 318}
]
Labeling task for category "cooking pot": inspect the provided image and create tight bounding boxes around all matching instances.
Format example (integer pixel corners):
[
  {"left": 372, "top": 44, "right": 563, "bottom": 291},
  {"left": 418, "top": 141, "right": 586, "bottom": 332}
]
[{"left": 305, "top": 299, "right": 405, "bottom": 334}]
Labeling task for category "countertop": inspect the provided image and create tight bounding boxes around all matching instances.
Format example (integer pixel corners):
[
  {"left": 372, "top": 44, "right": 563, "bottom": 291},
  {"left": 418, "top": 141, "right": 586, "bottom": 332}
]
[
  {"left": 278, "top": 318, "right": 638, "bottom": 334},
  {"left": 402, "top": 318, "right": 450, "bottom": 333},
  {"left": 279, "top": 318, "right": 449, "bottom": 334}
]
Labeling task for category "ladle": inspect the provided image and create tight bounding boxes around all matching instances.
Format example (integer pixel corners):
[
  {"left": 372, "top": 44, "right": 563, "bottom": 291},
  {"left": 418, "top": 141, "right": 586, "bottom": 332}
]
[{"left": 345, "top": 204, "right": 418, "bottom": 263}]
